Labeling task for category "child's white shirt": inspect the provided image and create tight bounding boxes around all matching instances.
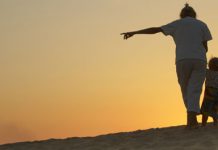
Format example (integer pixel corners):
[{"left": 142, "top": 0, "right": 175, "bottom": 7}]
[{"left": 205, "top": 69, "right": 218, "bottom": 89}]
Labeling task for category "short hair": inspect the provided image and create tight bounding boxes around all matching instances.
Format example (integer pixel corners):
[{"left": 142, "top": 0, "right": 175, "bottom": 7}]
[
  {"left": 180, "top": 3, "right": 197, "bottom": 18},
  {"left": 209, "top": 57, "right": 218, "bottom": 71}
]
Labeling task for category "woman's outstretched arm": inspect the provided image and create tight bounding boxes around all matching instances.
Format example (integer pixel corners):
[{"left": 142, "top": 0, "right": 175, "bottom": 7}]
[{"left": 121, "top": 27, "right": 163, "bottom": 40}]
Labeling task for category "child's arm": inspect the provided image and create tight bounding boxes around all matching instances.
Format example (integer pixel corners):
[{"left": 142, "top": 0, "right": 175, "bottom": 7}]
[
  {"left": 121, "top": 27, "right": 163, "bottom": 40},
  {"left": 202, "top": 41, "right": 208, "bottom": 52}
]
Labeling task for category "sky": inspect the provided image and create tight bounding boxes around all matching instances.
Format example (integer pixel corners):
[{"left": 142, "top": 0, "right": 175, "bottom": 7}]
[{"left": 1, "top": 0, "right": 218, "bottom": 145}]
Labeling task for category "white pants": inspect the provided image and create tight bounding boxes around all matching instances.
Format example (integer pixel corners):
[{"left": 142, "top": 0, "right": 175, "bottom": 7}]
[{"left": 176, "top": 59, "right": 206, "bottom": 113}]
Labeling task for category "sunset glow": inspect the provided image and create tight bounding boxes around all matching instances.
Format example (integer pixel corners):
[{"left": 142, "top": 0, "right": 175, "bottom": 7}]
[{"left": 1, "top": 0, "right": 218, "bottom": 144}]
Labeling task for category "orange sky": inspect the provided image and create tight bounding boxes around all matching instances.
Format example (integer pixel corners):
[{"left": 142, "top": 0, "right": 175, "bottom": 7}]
[{"left": 1, "top": 0, "right": 218, "bottom": 145}]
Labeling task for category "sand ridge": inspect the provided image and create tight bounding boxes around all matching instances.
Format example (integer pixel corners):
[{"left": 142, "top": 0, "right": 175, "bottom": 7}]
[{"left": 1, "top": 124, "right": 218, "bottom": 150}]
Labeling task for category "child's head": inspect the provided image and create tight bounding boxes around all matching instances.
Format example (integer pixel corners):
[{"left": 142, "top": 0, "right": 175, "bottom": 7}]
[
  {"left": 209, "top": 57, "right": 218, "bottom": 71},
  {"left": 180, "top": 3, "right": 197, "bottom": 19}
]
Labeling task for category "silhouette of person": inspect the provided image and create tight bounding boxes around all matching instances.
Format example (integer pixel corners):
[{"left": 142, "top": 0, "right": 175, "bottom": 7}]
[
  {"left": 201, "top": 57, "right": 218, "bottom": 126},
  {"left": 121, "top": 3, "right": 212, "bottom": 128}
]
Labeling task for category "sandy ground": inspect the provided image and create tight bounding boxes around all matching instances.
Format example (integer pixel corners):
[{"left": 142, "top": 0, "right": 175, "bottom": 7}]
[{"left": 1, "top": 124, "right": 218, "bottom": 150}]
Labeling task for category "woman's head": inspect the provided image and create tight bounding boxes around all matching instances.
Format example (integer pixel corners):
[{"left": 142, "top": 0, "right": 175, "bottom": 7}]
[
  {"left": 209, "top": 57, "right": 218, "bottom": 71},
  {"left": 180, "top": 3, "right": 197, "bottom": 19}
]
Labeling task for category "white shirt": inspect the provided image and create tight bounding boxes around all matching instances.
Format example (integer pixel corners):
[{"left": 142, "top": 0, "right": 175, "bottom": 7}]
[{"left": 161, "top": 17, "right": 212, "bottom": 62}]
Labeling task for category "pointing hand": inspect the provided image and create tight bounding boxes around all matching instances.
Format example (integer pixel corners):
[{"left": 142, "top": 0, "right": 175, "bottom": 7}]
[{"left": 121, "top": 32, "right": 134, "bottom": 40}]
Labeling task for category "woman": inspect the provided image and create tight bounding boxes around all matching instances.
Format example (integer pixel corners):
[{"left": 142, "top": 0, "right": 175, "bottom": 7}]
[{"left": 121, "top": 4, "right": 212, "bottom": 128}]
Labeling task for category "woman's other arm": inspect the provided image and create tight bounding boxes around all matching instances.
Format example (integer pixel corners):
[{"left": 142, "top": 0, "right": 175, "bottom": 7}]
[{"left": 202, "top": 41, "right": 208, "bottom": 52}]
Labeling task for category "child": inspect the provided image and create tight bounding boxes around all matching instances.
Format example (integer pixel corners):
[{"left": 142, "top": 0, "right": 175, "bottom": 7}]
[{"left": 201, "top": 57, "right": 218, "bottom": 126}]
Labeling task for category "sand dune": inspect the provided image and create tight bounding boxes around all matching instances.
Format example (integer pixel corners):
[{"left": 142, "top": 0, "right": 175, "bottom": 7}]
[{"left": 1, "top": 124, "right": 218, "bottom": 150}]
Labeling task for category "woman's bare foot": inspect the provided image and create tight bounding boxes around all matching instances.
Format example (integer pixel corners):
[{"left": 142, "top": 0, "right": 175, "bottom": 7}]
[{"left": 186, "top": 111, "right": 199, "bottom": 129}]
